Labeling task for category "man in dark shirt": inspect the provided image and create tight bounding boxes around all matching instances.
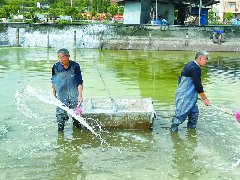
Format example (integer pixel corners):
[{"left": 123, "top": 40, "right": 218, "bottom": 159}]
[
  {"left": 170, "top": 50, "right": 210, "bottom": 132},
  {"left": 51, "top": 48, "right": 83, "bottom": 132}
]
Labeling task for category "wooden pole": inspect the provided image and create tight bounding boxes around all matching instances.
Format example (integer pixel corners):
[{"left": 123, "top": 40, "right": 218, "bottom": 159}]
[
  {"left": 199, "top": 0, "right": 202, "bottom": 26},
  {"left": 16, "top": 28, "right": 19, "bottom": 47},
  {"left": 47, "top": 30, "right": 49, "bottom": 48},
  {"left": 74, "top": 30, "right": 76, "bottom": 48},
  {"left": 156, "top": 0, "right": 158, "bottom": 20}
]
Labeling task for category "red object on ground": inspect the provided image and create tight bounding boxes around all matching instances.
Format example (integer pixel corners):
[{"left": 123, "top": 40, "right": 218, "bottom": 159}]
[
  {"left": 235, "top": 112, "right": 240, "bottom": 122},
  {"left": 114, "top": 14, "right": 123, "bottom": 21}
]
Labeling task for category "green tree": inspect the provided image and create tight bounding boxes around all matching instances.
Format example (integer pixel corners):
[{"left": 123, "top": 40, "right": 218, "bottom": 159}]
[
  {"left": 64, "top": 6, "right": 78, "bottom": 18},
  {"left": 118, "top": 5, "right": 124, "bottom": 14},
  {"left": 51, "top": 0, "right": 65, "bottom": 9},
  {"left": 75, "top": 0, "right": 89, "bottom": 13},
  {"left": 208, "top": 9, "right": 221, "bottom": 24},
  {"left": 47, "top": 0, "right": 57, "bottom": 3},
  {"left": 18, "top": 0, "right": 36, "bottom": 7},
  {"left": 102, "top": 0, "right": 110, "bottom": 13},
  {"left": 224, "top": 12, "right": 233, "bottom": 22},
  {"left": 0, "top": 6, "right": 10, "bottom": 17},
  {"left": 0, "top": 0, "right": 6, "bottom": 6},
  {"left": 107, "top": 4, "right": 118, "bottom": 17},
  {"left": 28, "top": 7, "right": 38, "bottom": 18},
  {"left": 0, "top": 1, "right": 20, "bottom": 18},
  {"left": 48, "top": 7, "right": 60, "bottom": 16},
  {"left": 90, "top": 0, "right": 98, "bottom": 13},
  {"left": 208, "top": 10, "right": 214, "bottom": 22},
  {"left": 91, "top": 0, "right": 110, "bottom": 13}
]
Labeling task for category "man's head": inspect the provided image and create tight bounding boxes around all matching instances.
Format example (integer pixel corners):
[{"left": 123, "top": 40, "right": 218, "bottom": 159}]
[
  {"left": 195, "top": 50, "right": 208, "bottom": 67},
  {"left": 57, "top": 48, "right": 70, "bottom": 66}
]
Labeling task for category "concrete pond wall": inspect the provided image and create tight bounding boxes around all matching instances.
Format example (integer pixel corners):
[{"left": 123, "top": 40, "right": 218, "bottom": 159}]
[{"left": 0, "top": 23, "right": 240, "bottom": 51}]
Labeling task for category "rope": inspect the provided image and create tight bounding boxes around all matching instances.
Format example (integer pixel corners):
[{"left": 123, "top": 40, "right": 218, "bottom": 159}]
[{"left": 96, "top": 66, "right": 113, "bottom": 101}]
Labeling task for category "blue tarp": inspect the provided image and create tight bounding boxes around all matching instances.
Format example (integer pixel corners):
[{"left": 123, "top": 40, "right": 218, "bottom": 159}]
[
  {"left": 232, "top": 19, "right": 240, "bottom": 26},
  {"left": 213, "top": 30, "right": 224, "bottom": 34}
]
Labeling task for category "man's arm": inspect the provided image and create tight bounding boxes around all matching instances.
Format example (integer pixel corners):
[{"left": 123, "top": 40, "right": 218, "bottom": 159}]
[
  {"left": 199, "top": 92, "right": 210, "bottom": 106},
  {"left": 77, "top": 84, "right": 83, "bottom": 103},
  {"left": 51, "top": 65, "right": 57, "bottom": 98},
  {"left": 52, "top": 83, "right": 56, "bottom": 97}
]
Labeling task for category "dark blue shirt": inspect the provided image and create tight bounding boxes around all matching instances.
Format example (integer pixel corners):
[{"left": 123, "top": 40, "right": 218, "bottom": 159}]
[
  {"left": 181, "top": 61, "right": 204, "bottom": 93},
  {"left": 51, "top": 60, "right": 83, "bottom": 86}
]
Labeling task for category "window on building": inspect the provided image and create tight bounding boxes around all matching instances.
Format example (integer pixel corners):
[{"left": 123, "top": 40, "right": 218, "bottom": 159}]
[{"left": 229, "top": 2, "right": 236, "bottom": 9}]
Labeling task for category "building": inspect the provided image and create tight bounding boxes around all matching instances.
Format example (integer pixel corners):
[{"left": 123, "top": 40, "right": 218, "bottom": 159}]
[
  {"left": 119, "top": 0, "right": 219, "bottom": 25},
  {"left": 212, "top": 0, "right": 240, "bottom": 22},
  {"left": 37, "top": 2, "right": 50, "bottom": 9}
]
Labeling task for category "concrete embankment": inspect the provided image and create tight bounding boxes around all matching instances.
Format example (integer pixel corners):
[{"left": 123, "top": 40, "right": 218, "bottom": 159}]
[
  {"left": 102, "top": 25, "right": 240, "bottom": 52},
  {"left": 103, "top": 36, "right": 240, "bottom": 52},
  {"left": 0, "top": 23, "right": 240, "bottom": 52}
]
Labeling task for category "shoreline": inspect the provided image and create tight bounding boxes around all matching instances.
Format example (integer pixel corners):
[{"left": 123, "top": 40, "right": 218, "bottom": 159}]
[{"left": 102, "top": 36, "right": 240, "bottom": 52}]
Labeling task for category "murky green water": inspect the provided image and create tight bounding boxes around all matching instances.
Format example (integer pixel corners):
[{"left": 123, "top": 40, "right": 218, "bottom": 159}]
[{"left": 0, "top": 48, "right": 240, "bottom": 179}]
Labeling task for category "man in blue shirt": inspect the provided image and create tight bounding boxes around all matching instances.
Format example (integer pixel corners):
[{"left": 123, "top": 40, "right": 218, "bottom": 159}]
[
  {"left": 51, "top": 48, "right": 83, "bottom": 132},
  {"left": 170, "top": 50, "right": 210, "bottom": 132},
  {"left": 161, "top": 18, "right": 168, "bottom": 31}
]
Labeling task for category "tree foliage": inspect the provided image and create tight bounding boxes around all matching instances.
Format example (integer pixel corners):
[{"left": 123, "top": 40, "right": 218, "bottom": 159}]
[
  {"left": 0, "top": 0, "right": 122, "bottom": 21},
  {"left": 107, "top": 4, "right": 118, "bottom": 17},
  {"left": 208, "top": 10, "right": 214, "bottom": 22},
  {"left": 51, "top": 0, "right": 65, "bottom": 9},
  {"left": 64, "top": 6, "right": 78, "bottom": 17},
  {"left": 91, "top": 0, "right": 110, "bottom": 13},
  {"left": 0, "top": 0, "right": 20, "bottom": 17},
  {"left": 118, "top": 5, "right": 124, "bottom": 14},
  {"left": 75, "top": 0, "right": 90, "bottom": 13},
  {"left": 0, "top": 0, "right": 6, "bottom": 6},
  {"left": 224, "top": 12, "right": 233, "bottom": 22},
  {"left": 208, "top": 9, "right": 221, "bottom": 24}
]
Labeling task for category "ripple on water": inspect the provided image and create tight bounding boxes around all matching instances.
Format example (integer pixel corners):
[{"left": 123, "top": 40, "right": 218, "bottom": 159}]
[{"left": 0, "top": 120, "right": 11, "bottom": 138}]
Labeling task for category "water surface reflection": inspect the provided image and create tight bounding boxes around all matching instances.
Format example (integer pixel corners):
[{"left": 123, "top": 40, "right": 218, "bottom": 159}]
[{"left": 171, "top": 129, "right": 201, "bottom": 179}]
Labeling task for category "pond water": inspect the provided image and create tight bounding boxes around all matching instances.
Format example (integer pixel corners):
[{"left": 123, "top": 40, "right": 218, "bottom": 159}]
[{"left": 0, "top": 48, "right": 240, "bottom": 179}]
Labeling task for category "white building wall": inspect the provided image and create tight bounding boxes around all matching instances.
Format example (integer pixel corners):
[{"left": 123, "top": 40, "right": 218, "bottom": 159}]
[
  {"left": 213, "top": 0, "right": 240, "bottom": 21},
  {"left": 212, "top": 0, "right": 225, "bottom": 21},
  {"left": 123, "top": 2, "right": 141, "bottom": 24}
]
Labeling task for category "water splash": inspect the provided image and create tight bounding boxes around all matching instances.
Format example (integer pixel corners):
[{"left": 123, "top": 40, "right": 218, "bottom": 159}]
[
  {"left": 232, "top": 159, "right": 240, "bottom": 167},
  {"left": 15, "top": 89, "right": 38, "bottom": 119},
  {"left": 15, "top": 85, "right": 98, "bottom": 136}
]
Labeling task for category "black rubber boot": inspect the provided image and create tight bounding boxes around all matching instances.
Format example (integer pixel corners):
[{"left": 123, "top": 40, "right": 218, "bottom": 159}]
[
  {"left": 170, "top": 124, "right": 179, "bottom": 132},
  {"left": 58, "top": 122, "right": 65, "bottom": 132},
  {"left": 73, "top": 118, "right": 82, "bottom": 128}
]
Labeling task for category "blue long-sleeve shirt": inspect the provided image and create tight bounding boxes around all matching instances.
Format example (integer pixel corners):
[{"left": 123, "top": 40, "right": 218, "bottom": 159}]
[
  {"left": 51, "top": 60, "right": 83, "bottom": 100},
  {"left": 181, "top": 61, "right": 204, "bottom": 93},
  {"left": 51, "top": 60, "right": 83, "bottom": 86}
]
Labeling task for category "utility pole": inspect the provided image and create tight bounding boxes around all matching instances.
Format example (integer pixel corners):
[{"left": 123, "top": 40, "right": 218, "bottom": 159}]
[
  {"left": 71, "top": 0, "right": 73, "bottom": 7},
  {"left": 155, "top": 0, "right": 157, "bottom": 20},
  {"left": 199, "top": 0, "right": 202, "bottom": 26}
]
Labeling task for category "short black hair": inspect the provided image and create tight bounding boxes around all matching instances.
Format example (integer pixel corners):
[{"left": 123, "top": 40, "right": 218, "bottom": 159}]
[{"left": 57, "top": 48, "right": 70, "bottom": 56}]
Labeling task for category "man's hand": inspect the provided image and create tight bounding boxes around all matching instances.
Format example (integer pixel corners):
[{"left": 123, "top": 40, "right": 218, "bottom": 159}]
[
  {"left": 203, "top": 98, "right": 210, "bottom": 106},
  {"left": 199, "top": 92, "right": 210, "bottom": 106}
]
